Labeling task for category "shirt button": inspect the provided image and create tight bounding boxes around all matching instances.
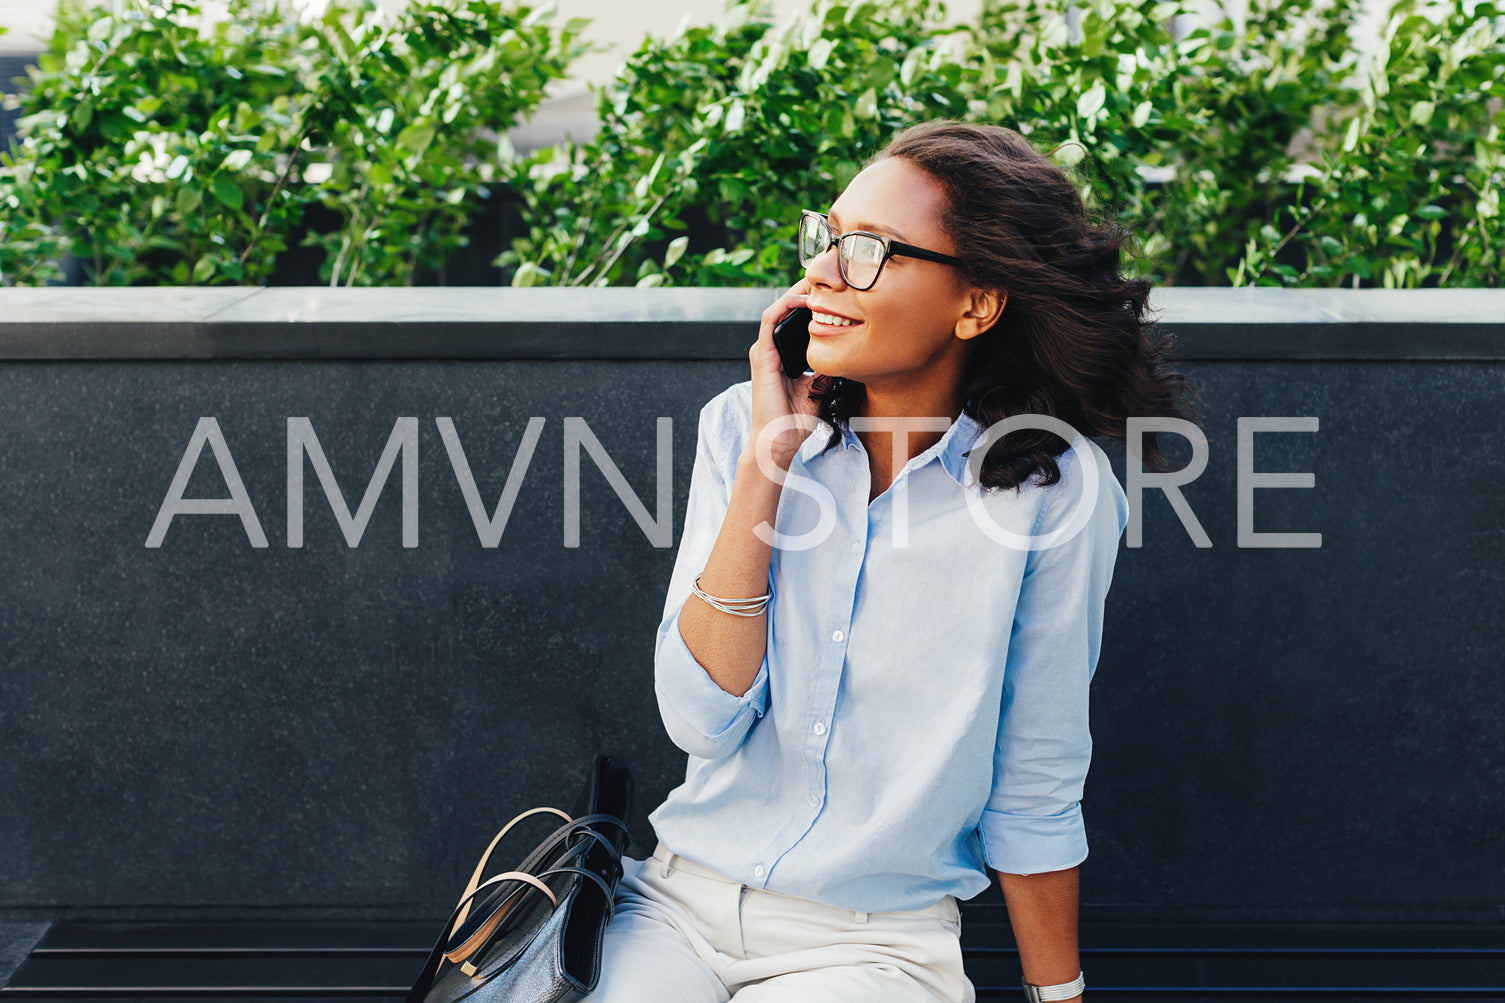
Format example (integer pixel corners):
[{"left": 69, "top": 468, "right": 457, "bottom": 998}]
[
  {"left": 850, "top": 542, "right": 862, "bottom": 555},
  {"left": 831, "top": 629, "right": 844, "bottom": 643},
  {"left": 753, "top": 864, "right": 766, "bottom": 878},
  {"left": 813, "top": 722, "right": 826, "bottom": 736},
  {"left": 808, "top": 794, "right": 820, "bottom": 807}
]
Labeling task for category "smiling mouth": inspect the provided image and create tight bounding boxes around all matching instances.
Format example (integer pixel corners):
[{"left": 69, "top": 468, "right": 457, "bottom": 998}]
[{"left": 810, "top": 310, "right": 860, "bottom": 328}]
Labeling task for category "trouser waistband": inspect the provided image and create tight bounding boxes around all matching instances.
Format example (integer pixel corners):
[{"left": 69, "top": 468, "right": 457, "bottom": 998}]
[{"left": 649, "top": 841, "right": 959, "bottom": 926}]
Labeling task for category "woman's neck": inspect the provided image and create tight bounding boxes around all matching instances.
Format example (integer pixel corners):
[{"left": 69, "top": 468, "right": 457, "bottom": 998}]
[{"left": 853, "top": 383, "right": 967, "bottom": 473}]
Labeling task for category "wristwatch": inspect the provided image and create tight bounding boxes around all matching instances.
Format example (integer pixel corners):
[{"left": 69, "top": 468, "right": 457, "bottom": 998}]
[{"left": 1022, "top": 971, "right": 1086, "bottom": 1002}]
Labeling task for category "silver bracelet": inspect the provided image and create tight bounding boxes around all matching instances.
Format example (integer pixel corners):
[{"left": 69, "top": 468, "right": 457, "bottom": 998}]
[
  {"left": 691, "top": 574, "right": 772, "bottom": 617},
  {"left": 1022, "top": 971, "right": 1085, "bottom": 1002}
]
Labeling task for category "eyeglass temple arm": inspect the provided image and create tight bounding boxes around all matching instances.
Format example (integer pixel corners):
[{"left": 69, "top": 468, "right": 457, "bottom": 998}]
[{"left": 888, "top": 240, "right": 964, "bottom": 267}]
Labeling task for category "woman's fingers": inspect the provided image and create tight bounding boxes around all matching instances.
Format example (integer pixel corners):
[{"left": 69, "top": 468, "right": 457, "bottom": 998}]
[
  {"left": 756, "top": 286, "right": 811, "bottom": 350},
  {"left": 749, "top": 286, "right": 812, "bottom": 389}
]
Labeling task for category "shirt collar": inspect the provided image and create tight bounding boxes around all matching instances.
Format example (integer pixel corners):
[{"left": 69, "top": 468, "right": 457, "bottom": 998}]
[
  {"left": 795, "top": 419, "right": 847, "bottom": 466},
  {"left": 941, "top": 409, "right": 985, "bottom": 488},
  {"left": 796, "top": 409, "right": 985, "bottom": 489}
]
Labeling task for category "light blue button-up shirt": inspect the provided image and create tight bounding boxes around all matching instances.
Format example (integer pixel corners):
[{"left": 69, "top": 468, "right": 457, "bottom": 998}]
[{"left": 649, "top": 381, "right": 1129, "bottom": 913}]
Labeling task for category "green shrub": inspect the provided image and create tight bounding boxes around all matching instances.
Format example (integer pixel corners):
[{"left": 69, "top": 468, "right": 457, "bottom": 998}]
[
  {"left": 3, "top": 0, "right": 1499, "bottom": 287},
  {"left": 1229, "top": 0, "right": 1504, "bottom": 286},
  {"left": 503, "top": 0, "right": 1504, "bottom": 288},
  {"left": 0, "top": 0, "right": 585, "bottom": 286},
  {"left": 502, "top": 0, "right": 978, "bottom": 288}
]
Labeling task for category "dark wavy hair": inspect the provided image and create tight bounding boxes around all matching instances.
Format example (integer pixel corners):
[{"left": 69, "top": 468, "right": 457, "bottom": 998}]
[{"left": 808, "top": 120, "right": 1200, "bottom": 491}]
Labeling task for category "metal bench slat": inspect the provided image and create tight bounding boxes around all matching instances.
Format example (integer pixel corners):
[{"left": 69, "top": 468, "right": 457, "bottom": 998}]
[{"left": 6, "top": 921, "right": 1505, "bottom": 1001}]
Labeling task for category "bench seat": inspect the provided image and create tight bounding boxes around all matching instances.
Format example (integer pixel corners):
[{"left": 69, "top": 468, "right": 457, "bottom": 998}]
[{"left": 5, "top": 915, "right": 1505, "bottom": 1001}]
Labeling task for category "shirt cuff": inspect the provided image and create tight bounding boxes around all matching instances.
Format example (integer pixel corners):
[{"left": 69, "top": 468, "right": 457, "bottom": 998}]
[
  {"left": 654, "top": 605, "right": 769, "bottom": 753},
  {"left": 978, "top": 802, "right": 1089, "bottom": 876}
]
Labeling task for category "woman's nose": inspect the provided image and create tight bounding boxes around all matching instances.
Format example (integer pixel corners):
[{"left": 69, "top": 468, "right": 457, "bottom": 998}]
[{"left": 804, "top": 242, "right": 846, "bottom": 289}]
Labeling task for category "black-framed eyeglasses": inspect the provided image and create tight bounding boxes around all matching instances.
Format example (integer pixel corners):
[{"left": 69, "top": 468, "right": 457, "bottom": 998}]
[{"left": 797, "top": 209, "right": 964, "bottom": 291}]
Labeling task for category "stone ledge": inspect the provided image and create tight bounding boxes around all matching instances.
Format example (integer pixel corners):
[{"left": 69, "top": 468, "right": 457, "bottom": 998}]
[{"left": 0, "top": 287, "right": 1501, "bottom": 361}]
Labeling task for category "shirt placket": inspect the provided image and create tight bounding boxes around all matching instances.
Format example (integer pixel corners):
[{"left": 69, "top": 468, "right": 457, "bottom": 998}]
[{"left": 751, "top": 439, "right": 868, "bottom": 887}]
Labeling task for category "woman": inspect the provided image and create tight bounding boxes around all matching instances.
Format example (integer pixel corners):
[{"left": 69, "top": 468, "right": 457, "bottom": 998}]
[{"left": 585, "top": 121, "right": 1194, "bottom": 1003}]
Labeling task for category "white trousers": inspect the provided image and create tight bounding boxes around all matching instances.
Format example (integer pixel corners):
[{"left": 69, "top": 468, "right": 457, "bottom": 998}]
[{"left": 581, "top": 842, "right": 976, "bottom": 1003}]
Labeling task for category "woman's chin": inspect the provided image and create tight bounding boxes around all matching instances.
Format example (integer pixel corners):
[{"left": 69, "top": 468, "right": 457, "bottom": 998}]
[{"left": 805, "top": 349, "right": 847, "bottom": 381}]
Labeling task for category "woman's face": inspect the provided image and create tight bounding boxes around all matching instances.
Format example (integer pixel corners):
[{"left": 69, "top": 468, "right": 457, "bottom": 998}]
[{"left": 802, "top": 156, "right": 995, "bottom": 404}]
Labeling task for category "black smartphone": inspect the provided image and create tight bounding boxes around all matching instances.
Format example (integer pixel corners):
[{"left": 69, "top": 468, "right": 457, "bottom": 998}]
[{"left": 772, "top": 306, "right": 812, "bottom": 379}]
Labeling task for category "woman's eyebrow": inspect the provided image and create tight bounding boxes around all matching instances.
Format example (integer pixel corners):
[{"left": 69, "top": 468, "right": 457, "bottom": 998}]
[{"left": 828, "top": 211, "right": 911, "bottom": 244}]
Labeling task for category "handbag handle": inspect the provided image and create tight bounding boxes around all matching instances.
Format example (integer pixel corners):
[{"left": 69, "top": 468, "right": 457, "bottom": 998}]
[
  {"left": 449, "top": 817, "right": 629, "bottom": 972},
  {"left": 442, "top": 812, "right": 625, "bottom": 957},
  {"left": 443, "top": 869, "right": 561, "bottom": 967},
  {"left": 451, "top": 864, "right": 618, "bottom": 977},
  {"left": 451, "top": 806, "right": 573, "bottom": 932}
]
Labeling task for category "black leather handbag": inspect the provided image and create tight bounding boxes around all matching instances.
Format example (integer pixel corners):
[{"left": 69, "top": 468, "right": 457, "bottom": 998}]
[{"left": 407, "top": 756, "right": 634, "bottom": 1003}]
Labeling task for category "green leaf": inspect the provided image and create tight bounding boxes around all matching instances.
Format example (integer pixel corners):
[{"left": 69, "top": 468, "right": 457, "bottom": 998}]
[
  {"left": 192, "top": 257, "right": 214, "bottom": 283},
  {"left": 664, "top": 235, "right": 689, "bottom": 269},
  {"left": 634, "top": 152, "right": 667, "bottom": 199},
  {"left": 1413, "top": 204, "right": 1447, "bottom": 220},
  {"left": 854, "top": 88, "right": 878, "bottom": 121},
  {"left": 1077, "top": 81, "right": 1107, "bottom": 118},
  {"left": 1408, "top": 101, "right": 1435, "bottom": 126},
  {"left": 1052, "top": 142, "right": 1086, "bottom": 167},
  {"left": 1131, "top": 100, "right": 1152, "bottom": 129},
  {"left": 511, "top": 261, "right": 546, "bottom": 286},
  {"left": 396, "top": 123, "right": 438, "bottom": 159},
  {"left": 724, "top": 101, "right": 745, "bottom": 133},
  {"left": 807, "top": 38, "right": 835, "bottom": 71},
  {"left": 1342, "top": 117, "right": 1362, "bottom": 152},
  {"left": 522, "top": 1, "right": 558, "bottom": 28},
  {"left": 220, "top": 149, "right": 253, "bottom": 173},
  {"left": 175, "top": 185, "right": 203, "bottom": 215},
  {"left": 900, "top": 47, "right": 924, "bottom": 87},
  {"left": 211, "top": 177, "right": 243, "bottom": 210}
]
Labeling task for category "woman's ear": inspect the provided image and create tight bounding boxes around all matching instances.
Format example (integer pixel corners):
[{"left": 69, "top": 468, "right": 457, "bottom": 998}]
[{"left": 955, "top": 288, "right": 1007, "bottom": 340}]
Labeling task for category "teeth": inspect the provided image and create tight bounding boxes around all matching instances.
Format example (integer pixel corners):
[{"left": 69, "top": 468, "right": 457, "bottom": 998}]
[{"left": 812, "top": 311, "right": 857, "bottom": 327}]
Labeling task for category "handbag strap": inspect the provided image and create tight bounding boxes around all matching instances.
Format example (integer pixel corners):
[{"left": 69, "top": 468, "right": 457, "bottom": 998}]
[
  {"left": 452, "top": 806, "right": 573, "bottom": 931},
  {"left": 442, "top": 813, "right": 622, "bottom": 955},
  {"left": 450, "top": 818, "right": 628, "bottom": 970},
  {"left": 451, "top": 864, "right": 618, "bottom": 977},
  {"left": 442, "top": 870, "right": 560, "bottom": 966}
]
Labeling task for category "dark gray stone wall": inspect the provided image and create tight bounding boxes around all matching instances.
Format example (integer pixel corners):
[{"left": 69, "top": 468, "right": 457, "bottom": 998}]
[{"left": 0, "top": 288, "right": 1501, "bottom": 925}]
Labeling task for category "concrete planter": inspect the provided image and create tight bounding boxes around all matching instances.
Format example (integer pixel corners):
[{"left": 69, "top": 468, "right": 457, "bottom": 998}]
[{"left": 1, "top": 287, "right": 1501, "bottom": 925}]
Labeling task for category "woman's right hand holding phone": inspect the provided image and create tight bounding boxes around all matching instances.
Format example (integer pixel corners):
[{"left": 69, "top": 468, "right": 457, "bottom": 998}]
[
  {"left": 747, "top": 282, "right": 822, "bottom": 474},
  {"left": 676, "top": 283, "right": 822, "bottom": 700}
]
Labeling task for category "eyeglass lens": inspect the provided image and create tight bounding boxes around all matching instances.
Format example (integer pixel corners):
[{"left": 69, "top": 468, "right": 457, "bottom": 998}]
[{"left": 799, "top": 214, "right": 885, "bottom": 289}]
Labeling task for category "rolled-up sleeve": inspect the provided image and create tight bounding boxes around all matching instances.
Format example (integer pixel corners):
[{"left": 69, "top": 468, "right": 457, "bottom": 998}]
[
  {"left": 979, "top": 438, "right": 1128, "bottom": 876},
  {"left": 653, "top": 393, "right": 770, "bottom": 761}
]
